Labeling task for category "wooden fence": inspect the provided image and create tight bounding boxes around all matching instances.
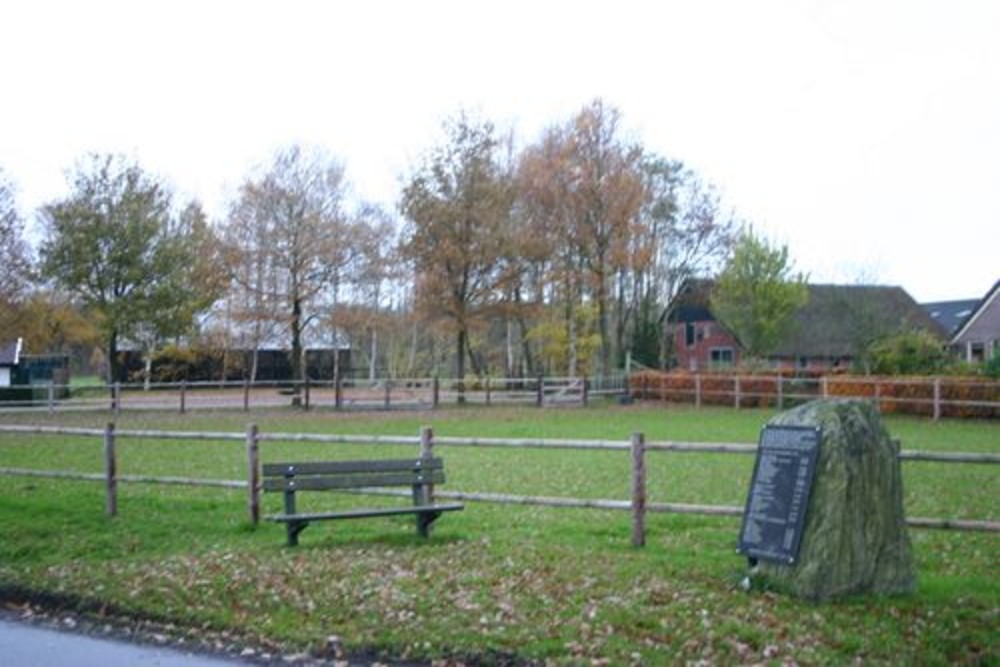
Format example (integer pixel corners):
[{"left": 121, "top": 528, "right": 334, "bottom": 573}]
[
  {"left": 629, "top": 371, "right": 1000, "bottom": 420},
  {"left": 0, "top": 374, "right": 627, "bottom": 415},
  {"left": 0, "top": 424, "right": 996, "bottom": 546}
]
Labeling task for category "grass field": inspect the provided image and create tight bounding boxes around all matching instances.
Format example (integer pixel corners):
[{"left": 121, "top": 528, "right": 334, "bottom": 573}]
[{"left": 0, "top": 403, "right": 996, "bottom": 665}]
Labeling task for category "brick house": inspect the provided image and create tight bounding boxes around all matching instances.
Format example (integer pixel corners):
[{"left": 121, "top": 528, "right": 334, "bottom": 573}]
[
  {"left": 663, "top": 279, "right": 946, "bottom": 371},
  {"left": 950, "top": 279, "right": 1000, "bottom": 363}
]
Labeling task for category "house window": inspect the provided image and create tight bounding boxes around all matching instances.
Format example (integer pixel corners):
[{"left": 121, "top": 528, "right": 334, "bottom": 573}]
[
  {"left": 710, "top": 347, "right": 734, "bottom": 369},
  {"left": 685, "top": 322, "right": 696, "bottom": 347}
]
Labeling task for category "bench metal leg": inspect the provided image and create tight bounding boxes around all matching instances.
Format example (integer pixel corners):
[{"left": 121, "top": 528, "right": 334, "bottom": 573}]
[
  {"left": 287, "top": 520, "right": 308, "bottom": 547},
  {"left": 416, "top": 511, "right": 441, "bottom": 538}
]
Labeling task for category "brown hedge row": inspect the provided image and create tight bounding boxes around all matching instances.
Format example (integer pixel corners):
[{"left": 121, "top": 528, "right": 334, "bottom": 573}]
[{"left": 628, "top": 371, "right": 999, "bottom": 419}]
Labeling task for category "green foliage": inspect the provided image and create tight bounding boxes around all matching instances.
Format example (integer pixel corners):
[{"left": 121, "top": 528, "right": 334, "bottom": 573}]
[
  {"left": 39, "top": 155, "right": 220, "bottom": 381},
  {"left": 710, "top": 228, "right": 808, "bottom": 358},
  {"left": 0, "top": 168, "right": 34, "bottom": 304},
  {"left": 527, "top": 303, "right": 602, "bottom": 375},
  {"left": 628, "top": 293, "right": 662, "bottom": 368},
  {"left": 868, "top": 330, "right": 949, "bottom": 375},
  {"left": 983, "top": 354, "right": 1000, "bottom": 379}
]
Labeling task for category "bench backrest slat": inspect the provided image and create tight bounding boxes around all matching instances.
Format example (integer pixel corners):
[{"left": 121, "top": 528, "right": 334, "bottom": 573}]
[
  {"left": 262, "top": 457, "right": 443, "bottom": 477},
  {"left": 263, "top": 470, "right": 445, "bottom": 492}
]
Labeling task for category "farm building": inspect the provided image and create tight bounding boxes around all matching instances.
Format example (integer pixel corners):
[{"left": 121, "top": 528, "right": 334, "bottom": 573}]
[
  {"left": 949, "top": 279, "right": 1000, "bottom": 362},
  {"left": 663, "top": 280, "right": 946, "bottom": 371}
]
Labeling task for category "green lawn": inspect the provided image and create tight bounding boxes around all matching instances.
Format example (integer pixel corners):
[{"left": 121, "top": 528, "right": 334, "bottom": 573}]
[{"left": 0, "top": 403, "right": 996, "bottom": 665}]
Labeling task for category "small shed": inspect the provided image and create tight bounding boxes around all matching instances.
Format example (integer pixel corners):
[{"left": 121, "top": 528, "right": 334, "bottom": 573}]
[{"left": 0, "top": 338, "right": 22, "bottom": 387}]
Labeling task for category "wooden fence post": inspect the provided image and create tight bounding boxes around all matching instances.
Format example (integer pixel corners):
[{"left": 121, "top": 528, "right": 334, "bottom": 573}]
[
  {"left": 384, "top": 379, "right": 391, "bottom": 410},
  {"left": 734, "top": 375, "right": 741, "bottom": 410},
  {"left": 631, "top": 431, "right": 646, "bottom": 548},
  {"left": 104, "top": 422, "right": 117, "bottom": 517},
  {"left": 695, "top": 374, "right": 702, "bottom": 409},
  {"left": 246, "top": 423, "right": 260, "bottom": 525},
  {"left": 821, "top": 376, "right": 828, "bottom": 399},
  {"left": 485, "top": 377, "right": 491, "bottom": 406},
  {"left": 432, "top": 376, "right": 440, "bottom": 409},
  {"left": 47, "top": 382, "right": 55, "bottom": 415},
  {"left": 243, "top": 378, "right": 250, "bottom": 413},
  {"left": 420, "top": 426, "right": 435, "bottom": 504},
  {"left": 536, "top": 373, "right": 544, "bottom": 408},
  {"left": 180, "top": 380, "right": 187, "bottom": 414},
  {"left": 113, "top": 382, "right": 121, "bottom": 416},
  {"left": 933, "top": 377, "right": 941, "bottom": 421}
]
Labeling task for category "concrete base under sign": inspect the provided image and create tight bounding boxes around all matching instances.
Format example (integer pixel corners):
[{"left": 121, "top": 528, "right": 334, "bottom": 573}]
[{"left": 754, "top": 399, "right": 916, "bottom": 601}]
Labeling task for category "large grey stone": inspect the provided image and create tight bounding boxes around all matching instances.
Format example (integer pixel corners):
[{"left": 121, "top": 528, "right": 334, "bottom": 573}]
[{"left": 755, "top": 399, "right": 916, "bottom": 601}]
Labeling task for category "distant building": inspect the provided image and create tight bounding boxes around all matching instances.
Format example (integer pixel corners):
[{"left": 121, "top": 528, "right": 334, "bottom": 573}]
[
  {"left": 663, "top": 280, "right": 946, "bottom": 371},
  {"left": 0, "top": 338, "right": 22, "bottom": 386},
  {"left": 923, "top": 299, "right": 980, "bottom": 337},
  {"left": 949, "top": 279, "right": 1000, "bottom": 363},
  {"left": 0, "top": 338, "right": 70, "bottom": 387}
]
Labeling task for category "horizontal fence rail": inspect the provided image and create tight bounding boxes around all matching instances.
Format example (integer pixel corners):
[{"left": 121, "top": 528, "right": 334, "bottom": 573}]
[
  {"left": 0, "top": 424, "right": 996, "bottom": 541},
  {"left": 0, "top": 374, "right": 627, "bottom": 415}
]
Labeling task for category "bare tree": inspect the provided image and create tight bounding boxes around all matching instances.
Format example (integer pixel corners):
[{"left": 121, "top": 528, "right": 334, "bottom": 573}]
[
  {"left": 222, "top": 146, "right": 355, "bottom": 392},
  {"left": 400, "top": 113, "right": 515, "bottom": 398}
]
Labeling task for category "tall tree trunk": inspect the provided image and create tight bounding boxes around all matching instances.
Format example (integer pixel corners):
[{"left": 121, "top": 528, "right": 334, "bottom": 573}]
[
  {"left": 456, "top": 327, "right": 466, "bottom": 404},
  {"left": 108, "top": 329, "right": 121, "bottom": 384},
  {"left": 250, "top": 347, "right": 259, "bottom": 383},
  {"left": 369, "top": 327, "right": 377, "bottom": 381},
  {"left": 566, "top": 292, "right": 578, "bottom": 379},
  {"left": 290, "top": 293, "right": 303, "bottom": 406},
  {"left": 615, "top": 267, "right": 628, "bottom": 369},
  {"left": 596, "top": 268, "right": 610, "bottom": 376},
  {"left": 505, "top": 318, "right": 515, "bottom": 379},
  {"left": 143, "top": 352, "right": 152, "bottom": 391}
]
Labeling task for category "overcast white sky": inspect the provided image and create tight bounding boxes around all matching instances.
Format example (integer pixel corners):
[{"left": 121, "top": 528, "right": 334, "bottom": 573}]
[{"left": 2, "top": 0, "right": 997, "bottom": 302}]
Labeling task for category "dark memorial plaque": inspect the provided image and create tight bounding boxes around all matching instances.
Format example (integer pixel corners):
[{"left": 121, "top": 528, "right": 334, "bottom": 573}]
[{"left": 738, "top": 425, "right": 821, "bottom": 565}]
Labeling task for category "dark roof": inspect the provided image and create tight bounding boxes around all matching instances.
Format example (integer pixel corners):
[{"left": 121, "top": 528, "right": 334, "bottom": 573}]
[
  {"left": 772, "top": 284, "right": 947, "bottom": 358},
  {"left": 0, "top": 339, "right": 22, "bottom": 366},
  {"left": 922, "top": 299, "right": 980, "bottom": 336},
  {"left": 665, "top": 280, "right": 948, "bottom": 358},
  {"left": 663, "top": 278, "right": 715, "bottom": 324}
]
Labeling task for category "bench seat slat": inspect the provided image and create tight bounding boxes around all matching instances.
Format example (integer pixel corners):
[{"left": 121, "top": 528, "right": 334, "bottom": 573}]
[
  {"left": 262, "top": 470, "right": 445, "bottom": 492},
  {"left": 263, "top": 457, "right": 443, "bottom": 477},
  {"left": 267, "top": 503, "right": 465, "bottom": 523}
]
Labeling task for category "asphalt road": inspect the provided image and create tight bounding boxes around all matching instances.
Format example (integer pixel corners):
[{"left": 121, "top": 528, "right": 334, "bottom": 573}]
[{"left": 0, "top": 616, "right": 254, "bottom": 667}]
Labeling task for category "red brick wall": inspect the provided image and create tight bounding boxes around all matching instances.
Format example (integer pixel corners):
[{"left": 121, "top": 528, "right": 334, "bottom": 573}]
[{"left": 672, "top": 320, "right": 742, "bottom": 371}]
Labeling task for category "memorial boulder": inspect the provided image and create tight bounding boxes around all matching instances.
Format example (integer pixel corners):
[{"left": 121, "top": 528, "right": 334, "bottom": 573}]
[{"left": 745, "top": 399, "right": 916, "bottom": 601}]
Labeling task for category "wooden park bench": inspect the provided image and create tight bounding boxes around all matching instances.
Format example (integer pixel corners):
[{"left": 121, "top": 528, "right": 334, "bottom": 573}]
[{"left": 262, "top": 457, "right": 464, "bottom": 546}]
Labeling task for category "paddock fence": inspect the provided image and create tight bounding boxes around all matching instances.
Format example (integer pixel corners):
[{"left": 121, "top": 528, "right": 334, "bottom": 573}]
[
  {"left": 0, "top": 424, "right": 996, "bottom": 546},
  {"left": 629, "top": 371, "right": 1000, "bottom": 420},
  {"left": 0, "top": 374, "right": 628, "bottom": 415}
]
